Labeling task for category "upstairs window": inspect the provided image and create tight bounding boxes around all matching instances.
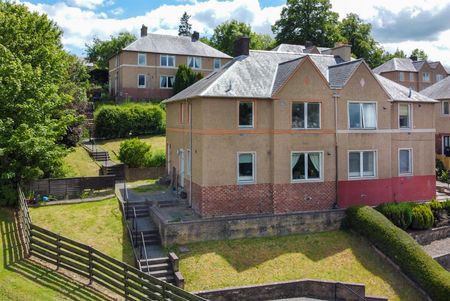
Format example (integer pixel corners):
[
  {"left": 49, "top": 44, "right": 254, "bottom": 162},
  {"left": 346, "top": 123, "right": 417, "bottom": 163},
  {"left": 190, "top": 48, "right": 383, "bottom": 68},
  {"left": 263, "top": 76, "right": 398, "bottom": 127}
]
[
  {"left": 137, "top": 74, "right": 146, "bottom": 88},
  {"left": 409, "top": 73, "right": 414, "bottom": 81},
  {"left": 399, "top": 149, "right": 412, "bottom": 175},
  {"left": 160, "top": 55, "right": 175, "bottom": 67},
  {"left": 188, "top": 56, "right": 202, "bottom": 69},
  {"left": 348, "top": 102, "right": 376, "bottom": 129},
  {"left": 160, "top": 76, "right": 174, "bottom": 88},
  {"left": 239, "top": 101, "right": 253, "bottom": 128},
  {"left": 292, "top": 102, "right": 320, "bottom": 129},
  {"left": 399, "top": 72, "right": 405, "bottom": 81},
  {"left": 437, "top": 74, "right": 444, "bottom": 82},
  {"left": 422, "top": 72, "right": 430, "bottom": 82},
  {"left": 291, "top": 152, "right": 322, "bottom": 182},
  {"left": 237, "top": 152, "right": 255, "bottom": 184},
  {"left": 349, "top": 151, "right": 376, "bottom": 179},
  {"left": 213, "top": 58, "right": 221, "bottom": 70},
  {"left": 138, "top": 53, "right": 146, "bottom": 65},
  {"left": 443, "top": 101, "right": 450, "bottom": 116},
  {"left": 399, "top": 103, "right": 411, "bottom": 129}
]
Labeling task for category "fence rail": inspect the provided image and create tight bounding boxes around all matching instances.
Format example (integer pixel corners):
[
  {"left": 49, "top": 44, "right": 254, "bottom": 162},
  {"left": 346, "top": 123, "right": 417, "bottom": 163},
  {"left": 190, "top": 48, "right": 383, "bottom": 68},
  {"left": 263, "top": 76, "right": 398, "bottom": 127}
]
[{"left": 17, "top": 187, "right": 205, "bottom": 301}]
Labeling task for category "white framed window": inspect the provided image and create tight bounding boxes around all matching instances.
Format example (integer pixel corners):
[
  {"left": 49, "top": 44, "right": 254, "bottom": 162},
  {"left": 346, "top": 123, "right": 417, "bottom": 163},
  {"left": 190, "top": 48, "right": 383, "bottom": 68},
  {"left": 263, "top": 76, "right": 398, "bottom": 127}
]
[
  {"left": 239, "top": 101, "right": 254, "bottom": 128},
  {"left": 348, "top": 102, "right": 377, "bottom": 129},
  {"left": 399, "top": 148, "right": 413, "bottom": 176},
  {"left": 443, "top": 101, "right": 450, "bottom": 116},
  {"left": 399, "top": 103, "right": 411, "bottom": 129},
  {"left": 237, "top": 152, "right": 255, "bottom": 184},
  {"left": 422, "top": 72, "right": 430, "bottom": 82},
  {"left": 348, "top": 150, "right": 377, "bottom": 179},
  {"left": 188, "top": 56, "right": 202, "bottom": 69},
  {"left": 399, "top": 72, "right": 405, "bottom": 81},
  {"left": 213, "top": 58, "right": 221, "bottom": 70},
  {"left": 160, "top": 76, "right": 174, "bottom": 89},
  {"left": 409, "top": 73, "right": 414, "bottom": 82},
  {"left": 292, "top": 102, "right": 321, "bottom": 129},
  {"left": 436, "top": 74, "right": 444, "bottom": 82},
  {"left": 291, "top": 151, "right": 323, "bottom": 182},
  {"left": 138, "top": 53, "right": 146, "bottom": 65},
  {"left": 137, "top": 74, "right": 146, "bottom": 88},
  {"left": 160, "top": 54, "right": 175, "bottom": 67}
]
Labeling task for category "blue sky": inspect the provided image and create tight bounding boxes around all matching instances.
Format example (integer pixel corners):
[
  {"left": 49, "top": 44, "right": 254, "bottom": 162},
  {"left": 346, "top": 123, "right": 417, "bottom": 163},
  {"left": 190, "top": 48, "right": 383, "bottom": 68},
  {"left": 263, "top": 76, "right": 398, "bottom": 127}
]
[{"left": 21, "top": 0, "right": 450, "bottom": 65}]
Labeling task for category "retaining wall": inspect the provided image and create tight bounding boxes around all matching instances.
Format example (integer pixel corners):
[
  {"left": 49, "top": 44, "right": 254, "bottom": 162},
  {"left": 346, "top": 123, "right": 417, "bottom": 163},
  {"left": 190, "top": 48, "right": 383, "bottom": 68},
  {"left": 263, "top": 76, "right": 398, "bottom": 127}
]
[{"left": 409, "top": 226, "right": 450, "bottom": 245}]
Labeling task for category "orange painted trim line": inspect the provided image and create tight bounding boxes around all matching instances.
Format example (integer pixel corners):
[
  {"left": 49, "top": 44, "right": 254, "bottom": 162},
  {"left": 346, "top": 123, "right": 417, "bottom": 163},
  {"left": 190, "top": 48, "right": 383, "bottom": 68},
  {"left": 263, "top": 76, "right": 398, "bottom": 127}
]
[{"left": 167, "top": 128, "right": 336, "bottom": 135}]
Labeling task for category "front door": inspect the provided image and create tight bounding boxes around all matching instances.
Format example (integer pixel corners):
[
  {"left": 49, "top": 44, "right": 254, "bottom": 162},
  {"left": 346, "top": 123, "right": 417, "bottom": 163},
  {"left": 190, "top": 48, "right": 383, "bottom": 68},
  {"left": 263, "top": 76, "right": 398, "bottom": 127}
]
[
  {"left": 179, "top": 150, "right": 184, "bottom": 188},
  {"left": 444, "top": 136, "right": 450, "bottom": 156}
]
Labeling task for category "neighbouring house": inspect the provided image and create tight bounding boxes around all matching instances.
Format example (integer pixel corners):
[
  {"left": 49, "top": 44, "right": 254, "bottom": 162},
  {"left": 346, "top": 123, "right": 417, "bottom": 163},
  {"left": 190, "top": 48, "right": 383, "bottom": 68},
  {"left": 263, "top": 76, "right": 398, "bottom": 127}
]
[
  {"left": 373, "top": 56, "right": 449, "bottom": 92},
  {"left": 421, "top": 76, "right": 450, "bottom": 168},
  {"left": 272, "top": 41, "right": 352, "bottom": 61},
  {"left": 108, "top": 25, "right": 232, "bottom": 101},
  {"left": 163, "top": 39, "right": 437, "bottom": 218}
]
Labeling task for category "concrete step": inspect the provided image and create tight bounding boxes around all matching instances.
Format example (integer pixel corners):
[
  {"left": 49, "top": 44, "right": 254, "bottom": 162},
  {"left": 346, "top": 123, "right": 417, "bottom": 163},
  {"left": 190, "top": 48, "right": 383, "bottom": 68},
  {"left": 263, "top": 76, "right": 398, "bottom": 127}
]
[
  {"left": 139, "top": 257, "right": 169, "bottom": 266},
  {"left": 147, "top": 269, "right": 173, "bottom": 278},
  {"left": 140, "top": 262, "right": 170, "bottom": 272},
  {"left": 157, "top": 275, "right": 175, "bottom": 284}
]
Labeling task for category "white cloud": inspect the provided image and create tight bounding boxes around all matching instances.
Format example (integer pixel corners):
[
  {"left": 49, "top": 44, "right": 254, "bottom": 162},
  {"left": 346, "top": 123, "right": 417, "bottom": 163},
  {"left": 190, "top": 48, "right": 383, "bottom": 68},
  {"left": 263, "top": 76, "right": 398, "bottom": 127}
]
[
  {"left": 110, "top": 7, "right": 124, "bottom": 16},
  {"left": 67, "top": 0, "right": 106, "bottom": 9}
]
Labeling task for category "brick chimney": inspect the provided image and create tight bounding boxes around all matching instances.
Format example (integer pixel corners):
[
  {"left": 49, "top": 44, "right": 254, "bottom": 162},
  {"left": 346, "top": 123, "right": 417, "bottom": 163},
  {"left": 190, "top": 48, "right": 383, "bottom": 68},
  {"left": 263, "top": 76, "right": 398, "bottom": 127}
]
[
  {"left": 140, "top": 25, "right": 148, "bottom": 37},
  {"left": 234, "top": 36, "right": 250, "bottom": 57},
  {"left": 305, "top": 41, "right": 314, "bottom": 48},
  {"left": 331, "top": 43, "right": 352, "bottom": 62},
  {"left": 191, "top": 31, "right": 200, "bottom": 42}
]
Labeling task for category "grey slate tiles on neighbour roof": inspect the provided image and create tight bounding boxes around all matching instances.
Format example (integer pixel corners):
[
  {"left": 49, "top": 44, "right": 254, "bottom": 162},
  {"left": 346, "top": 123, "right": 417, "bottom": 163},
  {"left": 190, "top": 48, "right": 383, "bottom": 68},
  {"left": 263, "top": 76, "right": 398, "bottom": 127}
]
[
  {"left": 373, "top": 58, "right": 418, "bottom": 74},
  {"left": 124, "top": 33, "right": 231, "bottom": 59},
  {"left": 272, "top": 43, "right": 330, "bottom": 54},
  {"left": 272, "top": 57, "right": 306, "bottom": 95},
  {"left": 421, "top": 76, "right": 450, "bottom": 100},
  {"left": 376, "top": 74, "right": 437, "bottom": 103},
  {"left": 328, "top": 59, "right": 363, "bottom": 88}
]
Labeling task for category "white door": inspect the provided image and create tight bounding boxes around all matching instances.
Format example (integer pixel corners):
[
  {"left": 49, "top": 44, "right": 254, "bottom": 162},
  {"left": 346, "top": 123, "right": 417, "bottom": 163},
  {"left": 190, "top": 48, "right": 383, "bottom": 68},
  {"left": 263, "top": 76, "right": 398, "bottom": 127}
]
[{"left": 179, "top": 150, "right": 185, "bottom": 188}]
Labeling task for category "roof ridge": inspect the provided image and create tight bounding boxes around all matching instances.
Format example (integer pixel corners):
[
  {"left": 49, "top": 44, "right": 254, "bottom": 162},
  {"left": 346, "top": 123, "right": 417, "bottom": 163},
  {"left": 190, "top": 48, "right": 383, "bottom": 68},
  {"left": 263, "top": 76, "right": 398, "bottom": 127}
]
[
  {"left": 278, "top": 56, "right": 305, "bottom": 66},
  {"left": 328, "top": 58, "right": 363, "bottom": 68}
]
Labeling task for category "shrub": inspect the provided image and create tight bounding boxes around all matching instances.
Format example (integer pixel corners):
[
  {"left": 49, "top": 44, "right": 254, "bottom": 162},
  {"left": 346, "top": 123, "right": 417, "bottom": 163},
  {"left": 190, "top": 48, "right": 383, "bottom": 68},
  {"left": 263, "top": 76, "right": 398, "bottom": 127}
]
[
  {"left": 173, "top": 65, "right": 204, "bottom": 95},
  {"left": 411, "top": 205, "right": 434, "bottom": 230},
  {"left": 375, "top": 202, "right": 412, "bottom": 230},
  {"left": 428, "top": 199, "right": 444, "bottom": 223},
  {"left": 145, "top": 149, "right": 166, "bottom": 167},
  {"left": 436, "top": 158, "right": 445, "bottom": 177},
  {"left": 94, "top": 103, "right": 165, "bottom": 139},
  {"left": 118, "top": 139, "right": 150, "bottom": 168},
  {"left": 345, "top": 206, "right": 450, "bottom": 301},
  {"left": 442, "top": 199, "right": 450, "bottom": 214}
]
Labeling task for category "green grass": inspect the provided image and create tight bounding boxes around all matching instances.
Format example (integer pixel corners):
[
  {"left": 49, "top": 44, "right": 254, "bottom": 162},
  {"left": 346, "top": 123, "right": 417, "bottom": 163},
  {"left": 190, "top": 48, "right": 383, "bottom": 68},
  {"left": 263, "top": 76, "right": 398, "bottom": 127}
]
[
  {"left": 129, "top": 179, "right": 168, "bottom": 193},
  {"left": 0, "top": 208, "right": 110, "bottom": 301},
  {"left": 63, "top": 147, "right": 100, "bottom": 177},
  {"left": 96, "top": 135, "right": 166, "bottom": 163},
  {"left": 176, "top": 231, "right": 423, "bottom": 301},
  {"left": 29, "top": 198, "right": 134, "bottom": 266}
]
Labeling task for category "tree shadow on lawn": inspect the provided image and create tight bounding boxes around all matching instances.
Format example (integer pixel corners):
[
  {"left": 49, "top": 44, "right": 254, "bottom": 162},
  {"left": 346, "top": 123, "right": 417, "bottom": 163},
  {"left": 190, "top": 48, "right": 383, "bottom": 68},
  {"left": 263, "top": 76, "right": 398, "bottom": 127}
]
[{"left": 0, "top": 209, "right": 112, "bottom": 301}]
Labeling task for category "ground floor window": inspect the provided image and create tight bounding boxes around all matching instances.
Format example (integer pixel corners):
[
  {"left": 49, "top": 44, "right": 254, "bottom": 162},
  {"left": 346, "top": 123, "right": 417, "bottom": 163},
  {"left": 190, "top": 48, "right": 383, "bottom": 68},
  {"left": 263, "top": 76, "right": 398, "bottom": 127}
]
[
  {"left": 291, "top": 151, "right": 322, "bottom": 182},
  {"left": 237, "top": 152, "right": 255, "bottom": 184},
  {"left": 349, "top": 151, "right": 376, "bottom": 179},
  {"left": 137, "top": 74, "right": 146, "bottom": 88},
  {"left": 160, "top": 76, "right": 174, "bottom": 88},
  {"left": 399, "top": 149, "right": 412, "bottom": 175}
]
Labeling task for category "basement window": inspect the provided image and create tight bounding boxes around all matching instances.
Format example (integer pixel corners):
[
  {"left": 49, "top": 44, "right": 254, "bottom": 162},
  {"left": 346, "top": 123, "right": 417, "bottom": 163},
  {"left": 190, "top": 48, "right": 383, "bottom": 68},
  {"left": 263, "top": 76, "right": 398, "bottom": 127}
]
[
  {"left": 237, "top": 152, "right": 255, "bottom": 184},
  {"left": 292, "top": 102, "right": 320, "bottom": 129},
  {"left": 349, "top": 151, "right": 376, "bottom": 179},
  {"left": 239, "top": 101, "right": 254, "bottom": 128}
]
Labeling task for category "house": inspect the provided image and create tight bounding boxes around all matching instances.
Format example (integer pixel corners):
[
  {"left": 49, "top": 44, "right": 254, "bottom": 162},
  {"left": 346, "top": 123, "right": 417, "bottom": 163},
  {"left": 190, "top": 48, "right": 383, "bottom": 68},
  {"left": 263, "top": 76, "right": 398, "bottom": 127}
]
[
  {"left": 272, "top": 42, "right": 352, "bottom": 60},
  {"left": 373, "top": 57, "right": 449, "bottom": 91},
  {"left": 421, "top": 76, "right": 450, "bottom": 167},
  {"left": 163, "top": 39, "right": 437, "bottom": 218},
  {"left": 108, "top": 25, "right": 232, "bottom": 101}
]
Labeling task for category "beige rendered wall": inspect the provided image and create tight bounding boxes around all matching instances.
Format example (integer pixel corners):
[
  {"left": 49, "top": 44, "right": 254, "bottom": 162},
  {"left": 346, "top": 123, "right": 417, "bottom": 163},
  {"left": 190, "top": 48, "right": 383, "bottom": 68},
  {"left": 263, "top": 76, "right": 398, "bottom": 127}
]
[{"left": 435, "top": 99, "right": 450, "bottom": 133}]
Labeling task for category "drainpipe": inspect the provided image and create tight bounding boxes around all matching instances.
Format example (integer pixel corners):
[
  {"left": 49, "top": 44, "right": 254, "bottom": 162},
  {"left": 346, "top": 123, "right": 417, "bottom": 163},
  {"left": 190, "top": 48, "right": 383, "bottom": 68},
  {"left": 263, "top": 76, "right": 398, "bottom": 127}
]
[
  {"left": 189, "top": 98, "right": 193, "bottom": 207},
  {"left": 333, "top": 90, "right": 340, "bottom": 208}
]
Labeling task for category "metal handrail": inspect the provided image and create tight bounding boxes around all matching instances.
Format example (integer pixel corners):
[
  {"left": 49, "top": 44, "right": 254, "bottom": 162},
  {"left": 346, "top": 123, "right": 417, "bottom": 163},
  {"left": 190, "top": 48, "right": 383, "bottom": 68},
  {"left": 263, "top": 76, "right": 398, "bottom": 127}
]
[
  {"left": 132, "top": 207, "right": 138, "bottom": 247},
  {"left": 140, "top": 231, "right": 150, "bottom": 268},
  {"left": 335, "top": 282, "right": 367, "bottom": 301}
]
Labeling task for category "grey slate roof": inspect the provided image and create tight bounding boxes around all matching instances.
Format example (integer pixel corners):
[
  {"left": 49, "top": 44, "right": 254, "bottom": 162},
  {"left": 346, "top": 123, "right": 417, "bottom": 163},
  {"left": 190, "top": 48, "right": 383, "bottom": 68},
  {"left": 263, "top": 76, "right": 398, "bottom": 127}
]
[
  {"left": 329, "top": 59, "right": 363, "bottom": 88},
  {"left": 373, "top": 58, "right": 418, "bottom": 74},
  {"left": 124, "top": 33, "right": 231, "bottom": 59},
  {"left": 272, "top": 44, "right": 330, "bottom": 54},
  {"left": 421, "top": 76, "right": 450, "bottom": 100},
  {"left": 272, "top": 57, "right": 305, "bottom": 95},
  {"left": 375, "top": 74, "right": 437, "bottom": 103},
  {"left": 412, "top": 60, "right": 426, "bottom": 70}
]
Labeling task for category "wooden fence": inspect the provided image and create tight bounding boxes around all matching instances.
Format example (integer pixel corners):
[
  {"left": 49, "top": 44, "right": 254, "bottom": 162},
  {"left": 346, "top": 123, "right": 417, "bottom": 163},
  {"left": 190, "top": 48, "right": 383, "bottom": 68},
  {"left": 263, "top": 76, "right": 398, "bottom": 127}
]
[
  {"left": 30, "top": 176, "right": 116, "bottom": 200},
  {"left": 17, "top": 187, "right": 206, "bottom": 301}
]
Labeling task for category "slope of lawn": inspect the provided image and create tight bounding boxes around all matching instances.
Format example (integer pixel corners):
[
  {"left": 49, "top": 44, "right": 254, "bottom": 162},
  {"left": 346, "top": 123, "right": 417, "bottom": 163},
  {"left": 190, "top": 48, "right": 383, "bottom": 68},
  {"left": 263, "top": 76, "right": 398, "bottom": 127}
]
[
  {"left": 29, "top": 198, "right": 134, "bottom": 266},
  {"left": 0, "top": 208, "right": 110, "bottom": 301},
  {"left": 176, "top": 231, "right": 423, "bottom": 301},
  {"left": 63, "top": 146, "right": 100, "bottom": 177},
  {"left": 96, "top": 135, "right": 165, "bottom": 163}
]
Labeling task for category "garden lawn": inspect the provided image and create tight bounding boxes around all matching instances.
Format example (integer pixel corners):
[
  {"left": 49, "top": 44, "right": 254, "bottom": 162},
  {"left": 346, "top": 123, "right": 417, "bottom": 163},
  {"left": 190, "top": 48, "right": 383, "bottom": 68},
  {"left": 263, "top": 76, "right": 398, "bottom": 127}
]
[
  {"left": 29, "top": 198, "right": 134, "bottom": 266},
  {"left": 177, "top": 231, "right": 422, "bottom": 301},
  {"left": 96, "top": 135, "right": 165, "bottom": 163},
  {"left": 0, "top": 208, "right": 110, "bottom": 301},
  {"left": 63, "top": 146, "right": 99, "bottom": 177}
]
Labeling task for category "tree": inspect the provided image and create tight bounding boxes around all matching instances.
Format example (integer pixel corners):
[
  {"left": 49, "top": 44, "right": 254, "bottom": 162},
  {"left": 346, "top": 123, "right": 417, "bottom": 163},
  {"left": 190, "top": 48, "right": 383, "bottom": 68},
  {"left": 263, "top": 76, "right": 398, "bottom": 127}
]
[
  {"left": 339, "top": 13, "right": 385, "bottom": 68},
  {"left": 173, "top": 65, "right": 203, "bottom": 95},
  {"left": 85, "top": 32, "right": 136, "bottom": 70},
  {"left": 178, "top": 12, "right": 192, "bottom": 37},
  {"left": 252, "top": 33, "right": 276, "bottom": 51},
  {"left": 380, "top": 48, "right": 407, "bottom": 64},
  {"left": 410, "top": 48, "right": 428, "bottom": 60},
  {"left": 272, "top": 0, "right": 341, "bottom": 47},
  {"left": 0, "top": 2, "right": 79, "bottom": 204}
]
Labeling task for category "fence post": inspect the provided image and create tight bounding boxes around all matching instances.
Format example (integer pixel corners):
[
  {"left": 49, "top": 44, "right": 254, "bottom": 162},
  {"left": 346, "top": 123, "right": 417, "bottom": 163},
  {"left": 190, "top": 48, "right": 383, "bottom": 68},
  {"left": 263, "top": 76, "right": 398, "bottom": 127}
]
[{"left": 88, "top": 247, "right": 93, "bottom": 285}]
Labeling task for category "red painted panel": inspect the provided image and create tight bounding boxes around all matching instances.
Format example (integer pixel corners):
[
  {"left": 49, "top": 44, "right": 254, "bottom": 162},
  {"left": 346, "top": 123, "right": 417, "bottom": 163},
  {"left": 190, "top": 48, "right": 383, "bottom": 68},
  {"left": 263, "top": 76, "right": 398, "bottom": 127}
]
[{"left": 338, "top": 175, "right": 436, "bottom": 208}]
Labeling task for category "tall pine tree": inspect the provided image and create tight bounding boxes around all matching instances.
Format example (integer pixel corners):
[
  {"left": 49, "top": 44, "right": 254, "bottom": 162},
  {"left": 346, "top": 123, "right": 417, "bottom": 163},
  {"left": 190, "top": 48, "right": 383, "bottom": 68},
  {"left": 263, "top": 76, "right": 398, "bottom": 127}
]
[{"left": 178, "top": 12, "right": 192, "bottom": 37}]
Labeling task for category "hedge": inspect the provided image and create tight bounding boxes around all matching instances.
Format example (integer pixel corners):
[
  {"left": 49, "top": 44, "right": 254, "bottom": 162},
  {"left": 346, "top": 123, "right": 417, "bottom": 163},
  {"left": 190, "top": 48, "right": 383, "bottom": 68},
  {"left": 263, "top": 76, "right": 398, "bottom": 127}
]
[
  {"left": 345, "top": 206, "right": 450, "bottom": 301},
  {"left": 94, "top": 103, "right": 165, "bottom": 138},
  {"left": 411, "top": 205, "right": 434, "bottom": 230},
  {"left": 375, "top": 202, "right": 412, "bottom": 230}
]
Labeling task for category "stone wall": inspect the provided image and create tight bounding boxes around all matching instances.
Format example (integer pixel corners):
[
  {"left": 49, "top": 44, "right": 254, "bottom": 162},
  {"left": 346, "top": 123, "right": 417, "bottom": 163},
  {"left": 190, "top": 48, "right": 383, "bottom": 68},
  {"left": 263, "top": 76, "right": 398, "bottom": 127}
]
[
  {"left": 194, "top": 279, "right": 387, "bottom": 301},
  {"left": 150, "top": 208, "right": 345, "bottom": 246},
  {"left": 124, "top": 166, "right": 166, "bottom": 182},
  {"left": 409, "top": 226, "right": 450, "bottom": 245}
]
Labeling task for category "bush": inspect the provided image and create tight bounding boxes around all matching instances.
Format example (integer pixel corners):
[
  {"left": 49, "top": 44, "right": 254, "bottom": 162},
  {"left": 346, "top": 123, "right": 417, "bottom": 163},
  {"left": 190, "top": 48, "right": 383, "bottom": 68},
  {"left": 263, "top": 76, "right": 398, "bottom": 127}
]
[
  {"left": 428, "top": 199, "right": 444, "bottom": 223},
  {"left": 173, "top": 65, "right": 204, "bottom": 95},
  {"left": 436, "top": 158, "right": 445, "bottom": 177},
  {"left": 118, "top": 139, "right": 150, "bottom": 168},
  {"left": 442, "top": 200, "right": 450, "bottom": 214},
  {"left": 145, "top": 149, "right": 166, "bottom": 167},
  {"left": 411, "top": 205, "right": 434, "bottom": 230},
  {"left": 345, "top": 206, "right": 450, "bottom": 301},
  {"left": 375, "top": 202, "right": 412, "bottom": 230},
  {"left": 94, "top": 103, "right": 165, "bottom": 139}
]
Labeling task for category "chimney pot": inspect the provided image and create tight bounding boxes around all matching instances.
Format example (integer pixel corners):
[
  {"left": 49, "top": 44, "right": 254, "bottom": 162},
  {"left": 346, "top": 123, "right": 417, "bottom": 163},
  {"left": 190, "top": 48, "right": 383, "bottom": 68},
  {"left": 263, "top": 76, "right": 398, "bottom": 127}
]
[
  {"left": 305, "top": 41, "right": 314, "bottom": 48},
  {"left": 192, "top": 31, "right": 200, "bottom": 42},
  {"left": 140, "top": 25, "right": 148, "bottom": 37},
  {"left": 233, "top": 36, "right": 250, "bottom": 57}
]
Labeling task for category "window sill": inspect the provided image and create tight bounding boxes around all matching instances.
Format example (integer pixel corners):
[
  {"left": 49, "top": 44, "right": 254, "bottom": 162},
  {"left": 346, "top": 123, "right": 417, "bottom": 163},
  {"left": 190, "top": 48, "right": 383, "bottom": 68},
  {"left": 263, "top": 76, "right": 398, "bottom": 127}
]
[
  {"left": 237, "top": 180, "right": 255, "bottom": 185},
  {"left": 238, "top": 126, "right": 254, "bottom": 129},
  {"left": 399, "top": 173, "right": 413, "bottom": 177},
  {"left": 348, "top": 128, "right": 377, "bottom": 130},
  {"left": 347, "top": 176, "right": 378, "bottom": 181},
  {"left": 137, "top": 86, "right": 146, "bottom": 89},
  {"left": 292, "top": 127, "right": 321, "bottom": 130},
  {"left": 160, "top": 87, "right": 173, "bottom": 90},
  {"left": 291, "top": 179, "right": 323, "bottom": 184}
]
